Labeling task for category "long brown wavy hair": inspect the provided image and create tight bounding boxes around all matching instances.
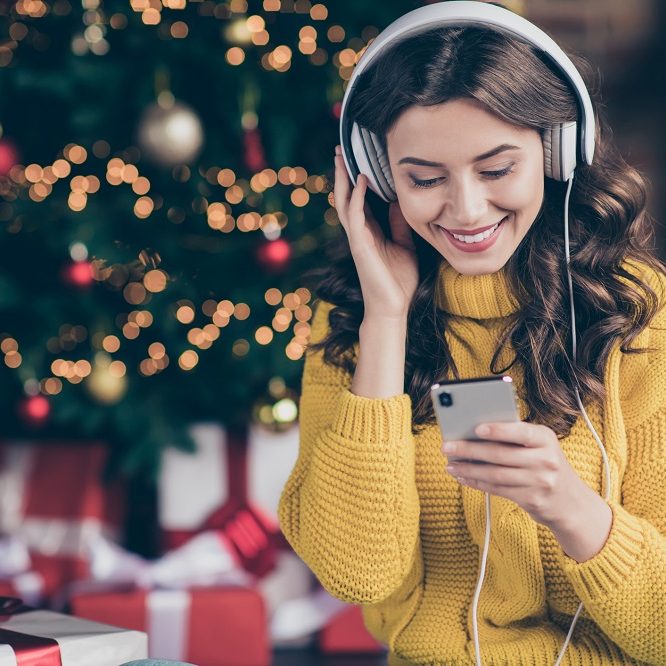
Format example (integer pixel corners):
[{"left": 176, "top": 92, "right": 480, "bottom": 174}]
[{"left": 305, "top": 24, "right": 665, "bottom": 438}]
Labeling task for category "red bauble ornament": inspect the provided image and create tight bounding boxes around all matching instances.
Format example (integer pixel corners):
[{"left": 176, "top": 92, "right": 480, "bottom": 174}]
[
  {"left": 19, "top": 395, "right": 51, "bottom": 427},
  {"left": 62, "top": 261, "right": 95, "bottom": 288},
  {"left": 0, "top": 139, "right": 19, "bottom": 177},
  {"left": 332, "top": 101, "right": 342, "bottom": 119},
  {"left": 256, "top": 238, "right": 291, "bottom": 273},
  {"left": 243, "top": 127, "right": 267, "bottom": 173}
]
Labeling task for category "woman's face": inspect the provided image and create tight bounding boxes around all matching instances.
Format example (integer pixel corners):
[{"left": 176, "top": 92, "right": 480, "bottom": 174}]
[{"left": 386, "top": 97, "right": 545, "bottom": 276}]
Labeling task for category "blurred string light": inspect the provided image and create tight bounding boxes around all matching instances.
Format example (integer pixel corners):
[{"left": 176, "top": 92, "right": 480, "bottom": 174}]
[
  {"left": 71, "top": 0, "right": 110, "bottom": 55},
  {"left": 165, "top": 289, "right": 313, "bottom": 361},
  {"left": 0, "top": 2, "right": 364, "bottom": 377},
  {"left": 1, "top": 336, "right": 22, "bottom": 369},
  {"left": 8, "top": 141, "right": 330, "bottom": 238},
  {"left": 3, "top": 134, "right": 327, "bottom": 365},
  {"left": 1, "top": 288, "right": 314, "bottom": 390},
  {"left": 4, "top": 0, "right": 378, "bottom": 84},
  {"left": 69, "top": 241, "right": 89, "bottom": 261},
  {"left": 11, "top": 0, "right": 48, "bottom": 19}
]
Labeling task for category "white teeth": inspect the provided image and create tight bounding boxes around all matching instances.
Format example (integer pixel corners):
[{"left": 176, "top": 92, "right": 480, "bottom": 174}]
[{"left": 450, "top": 219, "right": 503, "bottom": 243}]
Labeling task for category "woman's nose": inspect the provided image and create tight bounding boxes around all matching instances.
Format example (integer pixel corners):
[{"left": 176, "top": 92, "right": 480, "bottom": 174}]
[{"left": 443, "top": 177, "right": 488, "bottom": 228}]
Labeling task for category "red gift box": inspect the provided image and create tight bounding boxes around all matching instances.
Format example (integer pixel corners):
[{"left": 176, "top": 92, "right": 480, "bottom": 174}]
[
  {"left": 71, "top": 586, "right": 270, "bottom": 666},
  {"left": 0, "top": 441, "right": 125, "bottom": 601},
  {"left": 318, "top": 605, "right": 387, "bottom": 655}
]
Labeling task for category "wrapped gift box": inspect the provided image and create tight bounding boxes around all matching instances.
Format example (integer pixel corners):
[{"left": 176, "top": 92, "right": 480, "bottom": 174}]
[
  {"left": 158, "top": 423, "right": 298, "bottom": 560},
  {"left": 318, "top": 605, "right": 387, "bottom": 655},
  {"left": 0, "top": 441, "right": 125, "bottom": 602},
  {"left": 70, "top": 585, "right": 270, "bottom": 666},
  {"left": 157, "top": 422, "right": 315, "bottom": 648},
  {"left": 0, "top": 598, "right": 147, "bottom": 665},
  {"left": 159, "top": 423, "right": 299, "bottom": 537}
]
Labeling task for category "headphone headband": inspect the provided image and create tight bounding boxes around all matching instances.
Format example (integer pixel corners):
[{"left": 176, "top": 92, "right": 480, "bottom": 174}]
[{"left": 339, "top": 1, "right": 596, "bottom": 194}]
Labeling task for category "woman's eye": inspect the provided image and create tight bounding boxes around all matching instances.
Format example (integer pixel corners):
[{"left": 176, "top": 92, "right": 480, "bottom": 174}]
[
  {"left": 481, "top": 165, "right": 514, "bottom": 179},
  {"left": 410, "top": 177, "right": 441, "bottom": 189},
  {"left": 409, "top": 165, "right": 514, "bottom": 189}
]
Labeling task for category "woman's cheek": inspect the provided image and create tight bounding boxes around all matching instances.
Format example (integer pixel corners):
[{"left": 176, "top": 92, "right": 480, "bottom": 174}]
[
  {"left": 496, "top": 173, "right": 543, "bottom": 210},
  {"left": 398, "top": 193, "right": 439, "bottom": 230}
]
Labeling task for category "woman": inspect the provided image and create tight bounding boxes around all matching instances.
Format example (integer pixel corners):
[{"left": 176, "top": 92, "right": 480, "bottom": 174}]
[{"left": 278, "top": 4, "right": 666, "bottom": 665}]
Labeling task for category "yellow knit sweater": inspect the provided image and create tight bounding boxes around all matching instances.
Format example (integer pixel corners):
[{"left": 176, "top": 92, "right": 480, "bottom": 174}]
[{"left": 278, "top": 261, "right": 666, "bottom": 665}]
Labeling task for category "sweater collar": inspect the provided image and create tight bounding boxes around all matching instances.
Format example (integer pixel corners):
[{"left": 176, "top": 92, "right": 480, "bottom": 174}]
[{"left": 435, "top": 261, "right": 521, "bottom": 319}]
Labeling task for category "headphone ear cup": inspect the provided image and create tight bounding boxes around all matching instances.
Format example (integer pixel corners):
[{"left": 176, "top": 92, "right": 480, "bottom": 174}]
[
  {"left": 350, "top": 122, "right": 396, "bottom": 202},
  {"left": 366, "top": 129, "right": 397, "bottom": 200},
  {"left": 542, "top": 126, "right": 555, "bottom": 180},
  {"left": 543, "top": 121, "right": 578, "bottom": 181}
]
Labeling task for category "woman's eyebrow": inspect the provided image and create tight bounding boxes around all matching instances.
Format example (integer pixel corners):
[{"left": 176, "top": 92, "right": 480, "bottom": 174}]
[{"left": 397, "top": 144, "right": 521, "bottom": 167}]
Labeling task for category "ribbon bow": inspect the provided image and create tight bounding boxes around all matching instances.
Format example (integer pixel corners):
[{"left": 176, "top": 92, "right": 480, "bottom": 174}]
[{"left": 84, "top": 531, "right": 252, "bottom": 591}]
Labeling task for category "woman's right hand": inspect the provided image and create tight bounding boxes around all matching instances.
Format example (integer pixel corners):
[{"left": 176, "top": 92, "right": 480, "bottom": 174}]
[{"left": 333, "top": 144, "right": 419, "bottom": 321}]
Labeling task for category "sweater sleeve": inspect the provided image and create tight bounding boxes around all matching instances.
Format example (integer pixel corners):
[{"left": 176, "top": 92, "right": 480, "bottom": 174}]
[
  {"left": 554, "top": 276, "right": 666, "bottom": 665},
  {"left": 277, "top": 300, "right": 422, "bottom": 604}
]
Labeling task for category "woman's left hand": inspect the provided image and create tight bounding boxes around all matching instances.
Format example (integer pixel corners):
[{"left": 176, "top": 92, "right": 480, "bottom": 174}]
[{"left": 442, "top": 421, "right": 586, "bottom": 528}]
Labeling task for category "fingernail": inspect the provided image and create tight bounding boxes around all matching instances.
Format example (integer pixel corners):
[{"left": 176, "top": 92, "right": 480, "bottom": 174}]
[{"left": 335, "top": 145, "right": 341, "bottom": 155}]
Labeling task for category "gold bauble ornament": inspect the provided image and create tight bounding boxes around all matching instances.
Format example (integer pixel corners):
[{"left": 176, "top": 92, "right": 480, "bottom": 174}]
[
  {"left": 252, "top": 378, "right": 299, "bottom": 432},
  {"left": 137, "top": 100, "right": 204, "bottom": 167},
  {"left": 85, "top": 353, "right": 128, "bottom": 405}
]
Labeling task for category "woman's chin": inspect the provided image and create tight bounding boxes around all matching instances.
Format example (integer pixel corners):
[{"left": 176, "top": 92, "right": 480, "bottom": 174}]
[{"left": 442, "top": 253, "right": 510, "bottom": 276}]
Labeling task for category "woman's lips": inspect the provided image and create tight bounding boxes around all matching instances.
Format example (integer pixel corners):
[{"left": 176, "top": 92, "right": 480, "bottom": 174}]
[
  {"left": 437, "top": 215, "right": 509, "bottom": 253},
  {"left": 446, "top": 220, "right": 502, "bottom": 235}
]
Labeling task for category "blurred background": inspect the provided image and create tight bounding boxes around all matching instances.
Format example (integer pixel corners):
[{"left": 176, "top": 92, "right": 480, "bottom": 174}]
[{"left": 0, "top": 0, "right": 664, "bottom": 664}]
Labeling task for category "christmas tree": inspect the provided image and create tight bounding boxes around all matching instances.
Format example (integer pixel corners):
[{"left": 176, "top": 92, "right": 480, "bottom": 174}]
[{"left": 0, "top": 0, "right": 409, "bottom": 477}]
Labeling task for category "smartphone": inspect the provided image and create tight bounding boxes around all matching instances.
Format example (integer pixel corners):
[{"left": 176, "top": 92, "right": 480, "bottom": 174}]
[{"left": 430, "top": 376, "right": 520, "bottom": 463}]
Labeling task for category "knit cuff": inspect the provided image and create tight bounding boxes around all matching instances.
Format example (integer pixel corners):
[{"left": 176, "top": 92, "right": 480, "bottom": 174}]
[
  {"left": 329, "top": 388, "right": 413, "bottom": 448},
  {"left": 557, "top": 499, "right": 645, "bottom": 602}
]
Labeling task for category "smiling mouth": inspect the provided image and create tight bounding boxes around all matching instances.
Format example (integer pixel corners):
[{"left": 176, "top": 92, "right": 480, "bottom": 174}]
[{"left": 439, "top": 216, "right": 509, "bottom": 244}]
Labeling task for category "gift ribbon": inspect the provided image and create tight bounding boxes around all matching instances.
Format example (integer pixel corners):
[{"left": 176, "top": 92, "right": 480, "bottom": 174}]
[
  {"left": 163, "top": 426, "right": 290, "bottom": 578},
  {"left": 85, "top": 530, "right": 250, "bottom": 590},
  {"left": 146, "top": 589, "right": 190, "bottom": 661},
  {"left": 0, "top": 597, "right": 62, "bottom": 666},
  {"left": 17, "top": 518, "right": 115, "bottom": 558}
]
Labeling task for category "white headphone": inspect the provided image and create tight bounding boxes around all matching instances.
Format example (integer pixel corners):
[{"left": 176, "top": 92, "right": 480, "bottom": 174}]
[
  {"left": 338, "top": 3, "right": 613, "bottom": 666},
  {"left": 338, "top": 0, "right": 596, "bottom": 202}
]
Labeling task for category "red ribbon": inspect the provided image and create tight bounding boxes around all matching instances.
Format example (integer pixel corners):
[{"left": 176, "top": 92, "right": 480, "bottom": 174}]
[
  {"left": 162, "top": 425, "right": 290, "bottom": 578},
  {"left": 0, "top": 597, "right": 62, "bottom": 666}
]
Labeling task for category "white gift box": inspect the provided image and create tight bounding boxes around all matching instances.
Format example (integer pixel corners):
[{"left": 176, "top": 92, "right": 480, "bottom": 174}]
[
  {"left": 158, "top": 422, "right": 300, "bottom": 531},
  {"left": 0, "top": 607, "right": 147, "bottom": 665}
]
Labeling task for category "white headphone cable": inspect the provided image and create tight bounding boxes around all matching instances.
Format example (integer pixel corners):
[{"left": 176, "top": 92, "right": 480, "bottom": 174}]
[
  {"left": 470, "top": 491, "right": 492, "bottom": 666},
  {"left": 471, "top": 173, "right": 612, "bottom": 666},
  {"left": 554, "top": 172, "right": 612, "bottom": 666}
]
